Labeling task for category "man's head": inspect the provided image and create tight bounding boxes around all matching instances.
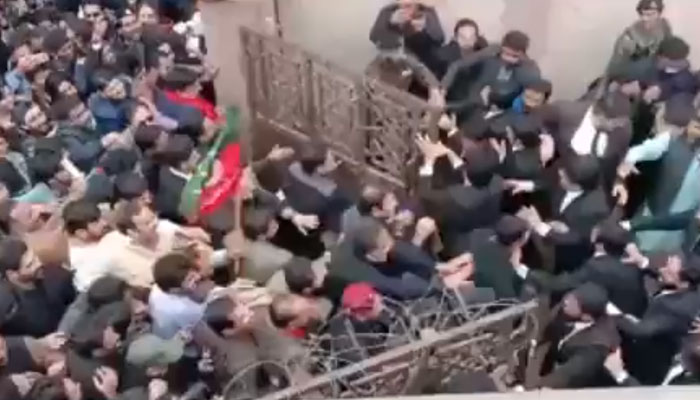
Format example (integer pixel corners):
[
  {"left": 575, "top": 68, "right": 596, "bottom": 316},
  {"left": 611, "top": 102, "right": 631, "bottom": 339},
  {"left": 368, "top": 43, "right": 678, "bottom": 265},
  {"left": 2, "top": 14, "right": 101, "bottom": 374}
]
[
  {"left": 592, "top": 92, "right": 632, "bottom": 130},
  {"left": 204, "top": 297, "right": 254, "bottom": 338},
  {"left": 114, "top": 172, "right": 150, "bottom": 205},
  {"left": 636, "top": 0, "right": 664, "bottom": 29},
  {"left": 657, "top": 36, "right": 690, "bottom": 74},
  {"left": 559, "top": 155, "right": 600, "bottom": 192},
  {"left": 269, "top": 293, "right": 325, "bottom": 330},
  {"left": 51, "top": 95, "right": 94, "bottom": 129},
  {"left": 659, "top": 253, "right": 700, "bottom": 290},
  {"left": 63, "top": 199, "right": 109, "bottom": 242},
  {"left": 521, "top": 79, "right": 552, "bottom": 111},
  {"left": 562, "top": 282, "right": 608, "bottom": 322},
  {"left": 138, "top": 1, "right": 159, "bottom": 25},
  {"left": 342, "top": 283, "right": 383, "bottom": 322},
  {"left": 352, "top": 217, "right": 394, "bottom": 263},
  {"left": 463, "top": 146, "right": 499, "bottom": 188},
  {"left": 82, "top": 0, "right": 104, "bottom": 24},
  {"left": 120, "top": 9, "right": 142, "bottom": 40},
  {"left": 592, "top": 220, "right": 631, "bottom": 257},
  {"left": 283, "top": 256, "right": 326, "bottom": 295},
  {"left": 357, "top": 185, "right": 395, "bottom": 220},
  {"left": 16, "top": 103, "right": 50, "bottom": 134},
  {"left": 495, "top": 215, "right": 530, "bottom": 248},
  {"left": 299, "top": 142, "right": 330, "bottom": 175},
  {"left": 126, "top": 333, "right": 184, "bottom": 377},
  {"left": 660, "top": 93, "right": 695, "bottom": 131},
  {"left": 45, "top": 71, "right": 78, "bottom": 101},
  {"left": 0, "top": 237, "right": 43, "bottom": 284},
  {"left": 242, "top": 206, "right": 279, "bottom": 241},
  {"left": 453, "top": 19, "right": 479, "bottom": 51},
  {"left": 500, "top": 30, "right": 529, "bottom": 65},
  {"left": 153, "top": 252, "right": 200, "bottom": 294},
  {"left": 114, "top": 200, "right": 158, "bottom": 245}
]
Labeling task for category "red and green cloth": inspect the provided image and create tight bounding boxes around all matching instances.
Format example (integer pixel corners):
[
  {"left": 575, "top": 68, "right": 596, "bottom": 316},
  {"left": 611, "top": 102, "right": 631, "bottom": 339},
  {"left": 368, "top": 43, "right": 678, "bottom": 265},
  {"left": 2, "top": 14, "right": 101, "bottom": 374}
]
[{"left": 179, "top": 106, "right": 243, "bottom": 220}]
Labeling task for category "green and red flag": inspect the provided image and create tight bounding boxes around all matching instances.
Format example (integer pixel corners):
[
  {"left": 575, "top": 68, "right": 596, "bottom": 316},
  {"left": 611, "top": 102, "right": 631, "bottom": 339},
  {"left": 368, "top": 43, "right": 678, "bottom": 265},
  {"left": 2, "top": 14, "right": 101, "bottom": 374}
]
[{"left": 179, "top": 106, "right": 243, "bottom": 220}]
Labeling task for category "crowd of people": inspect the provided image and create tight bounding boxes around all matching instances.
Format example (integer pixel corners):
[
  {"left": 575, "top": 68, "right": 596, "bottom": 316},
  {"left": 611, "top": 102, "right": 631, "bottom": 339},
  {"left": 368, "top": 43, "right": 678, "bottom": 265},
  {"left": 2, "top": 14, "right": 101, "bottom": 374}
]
[{"left": 0, "top": 0, "right": 699, "bottom": 398}]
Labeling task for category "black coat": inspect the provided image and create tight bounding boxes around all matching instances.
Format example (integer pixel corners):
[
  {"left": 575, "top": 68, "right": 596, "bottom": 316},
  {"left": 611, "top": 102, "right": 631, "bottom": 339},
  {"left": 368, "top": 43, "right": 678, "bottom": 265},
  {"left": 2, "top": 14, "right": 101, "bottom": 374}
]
[
  {"left": 617, "top": 289, "right": 700, "bottom": 385},
  {"left": 418, "top": 175, "right": 504, "bottom": 257},
  {"left": 545, "top": 187, "right": 611, "bottom": 273},
  {"left": 529, "top": 254, "right": 648, "bottom": 318},
  {"left": 540, "top": 316, "right": 620, "bottom": 389}
]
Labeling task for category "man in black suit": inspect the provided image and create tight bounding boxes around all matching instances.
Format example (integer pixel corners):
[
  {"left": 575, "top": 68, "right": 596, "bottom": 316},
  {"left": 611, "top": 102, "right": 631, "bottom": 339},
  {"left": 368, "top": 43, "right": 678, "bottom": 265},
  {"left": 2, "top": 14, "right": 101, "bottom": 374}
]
[
  {"left": 538, "top": 282, "right": 620, "bottom": 389},
  {"left": 520, "top": 155, "right": 611, "bottom": 273},
  {"left": 526, "top": 220, "right": 648, "bottom": 318},
  {"left": 614, "top": 253, "right": 700, "bottom": 384},
  {"left": 414, "top": 134, "right": 504, "bottom": 257},
  {"left": 471, "top": 215, "right": 532, "bottom": 300}
]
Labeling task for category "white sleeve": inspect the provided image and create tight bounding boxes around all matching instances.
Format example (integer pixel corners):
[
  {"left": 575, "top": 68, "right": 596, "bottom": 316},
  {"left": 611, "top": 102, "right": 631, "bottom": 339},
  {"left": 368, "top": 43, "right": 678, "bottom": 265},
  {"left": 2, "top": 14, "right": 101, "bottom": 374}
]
[{"left": 625, "top": 132, "right": 672, "bottom": 164}]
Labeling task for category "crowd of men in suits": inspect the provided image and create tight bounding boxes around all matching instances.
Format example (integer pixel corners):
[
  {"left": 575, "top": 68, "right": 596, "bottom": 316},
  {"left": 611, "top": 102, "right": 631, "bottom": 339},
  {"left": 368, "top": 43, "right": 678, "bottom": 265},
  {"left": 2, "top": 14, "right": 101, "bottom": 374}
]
[{"left": 358, "top": 0, "right": 700, "bottom": 390}]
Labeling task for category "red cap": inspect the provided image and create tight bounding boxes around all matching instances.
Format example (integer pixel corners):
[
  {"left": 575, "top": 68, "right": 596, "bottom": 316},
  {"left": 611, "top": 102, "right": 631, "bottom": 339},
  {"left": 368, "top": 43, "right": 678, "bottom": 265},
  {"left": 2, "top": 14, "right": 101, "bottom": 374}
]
[{"left": 342, "top": 283, "right": 378, "bottom": 314}]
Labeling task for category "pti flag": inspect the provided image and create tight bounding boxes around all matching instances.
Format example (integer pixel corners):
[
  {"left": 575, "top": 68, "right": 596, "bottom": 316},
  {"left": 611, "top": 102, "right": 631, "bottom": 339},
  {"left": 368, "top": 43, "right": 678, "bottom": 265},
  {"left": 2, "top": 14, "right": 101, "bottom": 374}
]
[{"left": 179, "top": 106, "right": 242, "bottom": 220}]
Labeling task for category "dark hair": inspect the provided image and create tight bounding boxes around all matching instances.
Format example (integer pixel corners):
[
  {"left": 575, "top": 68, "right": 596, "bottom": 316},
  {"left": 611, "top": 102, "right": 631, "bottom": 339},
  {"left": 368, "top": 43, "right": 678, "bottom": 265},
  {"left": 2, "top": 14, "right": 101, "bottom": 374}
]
[
  {"left": 453, "top": 18, "right": 479, "bottom": 36},
  {"left": 44, "top": 70, "right": 73, "bottom": 101},
  {"left": 29, "top": 152, "right": 62, "bottom": 184},
  {"left": 637, "top": 0, "right": 664, "bottom": 13},
  {"left": 99, "top": 148, "right": 139, "bottom": 176},
  {"left": 86, "top": 276, "right": 128, "bottom": 309},
  {"left": 595, "top": 91, "right": 632, "bottom": 119},
  {"left": 82, "top": 0, "right": 103, "bottom": 9},
  {"left": 299, "top": 142, "right": 327, "bottom": 175},
  {"left": 465, "top": 147, "right": 499, "bottom": 188},
  {"left": 63, "top": 199, "right": 101, "bottom": 235},
  {"left": 113, "top": 200, "right": 144, "bottom": 234},
  {"left": 658, "top": 36, "right": 690, "bottom": 61},
  {"left": 268, "top": 294, "right": 298, "bottom": 329},
  {"left": 203, "top": 296, "right": 235, "bottom": 335},
  {"left": 283, "top": 257, "right": 315, "bottom": 294},
  {"left": 501, "top": 30, "right": 530, "bottom": 53},
  {"left": 524, "top": 79, "right": 553, "bottom": 100},
  {"left": 351, "top": 217, "right": 388, "bottom": 257},
  {"left": 357, "top": 185, "right": 385, "bottom": 216},
  {"left": 595, "top": 220, "right": 631, "bottom": 257},
  {"left": 156, "top": 134, "right": 194, "bottom": 167},
  {"left": 495, "top": 215, "right": 529, "bottom": 246},
  {"left": 0, "top": 237, "right": 28, "bottom": 274},
  {"left": 161, "top": 66, "right": 200, "bottom": 91},
  {"left": 562, "top": 155, "right": 600, "bottom": 191},
  {"left": 153, "top": 253, "right": 195, "bottom": 291},
  {"left": 242, "top": 206, "right": 276, "bottom": 240},
  {"left": 114, "top": 172, "right": 147, "bottom": 201},
  {"left": 511, "top": 114, "right": 542, "bottom": 148},
  {"left": 50, "top": 95, "right": 81, "bottom": 121}
]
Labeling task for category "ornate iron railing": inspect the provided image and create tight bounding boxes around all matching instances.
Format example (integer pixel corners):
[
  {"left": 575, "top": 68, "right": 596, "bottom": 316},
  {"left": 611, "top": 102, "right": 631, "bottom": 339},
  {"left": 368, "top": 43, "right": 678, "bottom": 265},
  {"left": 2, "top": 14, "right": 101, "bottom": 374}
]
[{"left": 240, "top": 27, "right": 440, "bottom": 189}]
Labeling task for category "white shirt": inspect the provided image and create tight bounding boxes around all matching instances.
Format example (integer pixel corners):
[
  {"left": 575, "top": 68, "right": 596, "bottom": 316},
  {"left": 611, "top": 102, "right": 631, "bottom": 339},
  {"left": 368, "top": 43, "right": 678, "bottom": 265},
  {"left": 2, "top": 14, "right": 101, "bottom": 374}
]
[
  {"left": 69, "top": 243, "right": 112, "bottom": 292},
  {"left": 560, "top": 190, "right": 584, "bottom": 213}
]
